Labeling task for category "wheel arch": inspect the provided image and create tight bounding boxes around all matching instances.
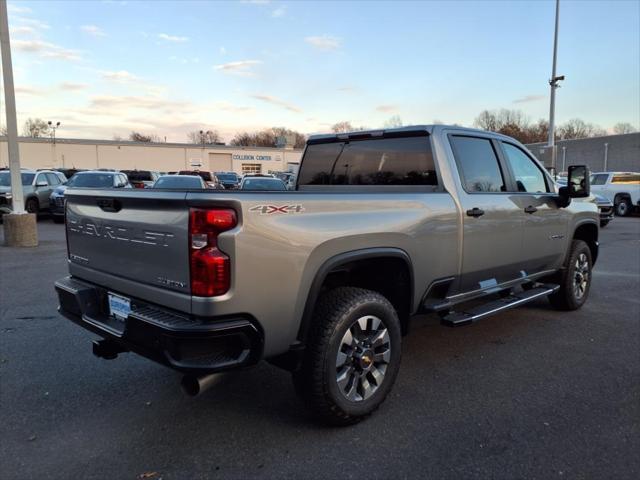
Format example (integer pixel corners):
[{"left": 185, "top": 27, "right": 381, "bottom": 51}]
[
  {"left": 296, "top": 248, "right": 414, "bottom": 345},
  {"left": 572, "top": 220, "right": 599, "bottom": 264}
]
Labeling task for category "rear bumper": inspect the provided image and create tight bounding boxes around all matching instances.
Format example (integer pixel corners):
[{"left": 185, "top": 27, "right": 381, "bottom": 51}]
[{"left": 55, "top": 276, "right": 263, "bottom": 374}]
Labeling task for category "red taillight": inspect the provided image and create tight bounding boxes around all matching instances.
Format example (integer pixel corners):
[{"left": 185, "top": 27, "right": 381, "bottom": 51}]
[{"left": 189, "top": 208, "right": 237, "bottom": 297}]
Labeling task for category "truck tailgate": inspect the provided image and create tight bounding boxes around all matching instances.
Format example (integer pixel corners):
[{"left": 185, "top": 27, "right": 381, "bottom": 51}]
[{"left": 65, "top": 189, "right": 191, "bottom": 295}]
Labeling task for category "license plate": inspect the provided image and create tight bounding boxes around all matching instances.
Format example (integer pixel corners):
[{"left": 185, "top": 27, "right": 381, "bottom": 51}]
[{"left": 108, "top": 293, "right": 131, "bottom": 321}]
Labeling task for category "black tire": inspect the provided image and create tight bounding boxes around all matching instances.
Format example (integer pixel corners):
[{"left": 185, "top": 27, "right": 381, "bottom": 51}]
[
  {"left": 600, "top": 220, "right": 610, "bottom": 228},
  {"left": 52, "top": 215, "right": 64, "bottom": 224},
  {"left": 293, "top": 287, "right": 402, "bottom": 426},
  {"left": 549, "top": 239, "right": 592, "bottom": 311},
  {"left": 25, "top": 197, "right": 39, "bottom": 214},
  {"left": 615, "top": 198, "right": 631, "bottom": 217}
]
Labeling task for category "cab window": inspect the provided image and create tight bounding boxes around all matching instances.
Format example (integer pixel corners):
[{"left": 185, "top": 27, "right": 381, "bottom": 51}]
[
  {"left": 449, "top": 135, "right": 505, "bottom": 193},
  {"left": 501, "top": 143, "right": 549, "bottom": 193}
]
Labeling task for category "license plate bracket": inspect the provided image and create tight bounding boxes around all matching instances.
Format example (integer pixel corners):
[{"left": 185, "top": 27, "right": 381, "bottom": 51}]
[{"left": 108, "top": 293, "right": 131, "bottom": 321}]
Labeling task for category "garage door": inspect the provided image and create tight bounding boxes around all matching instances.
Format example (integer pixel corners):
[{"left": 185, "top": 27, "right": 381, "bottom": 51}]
[{"left": 209, "top": 153, "right": 232, "bottom": 172}]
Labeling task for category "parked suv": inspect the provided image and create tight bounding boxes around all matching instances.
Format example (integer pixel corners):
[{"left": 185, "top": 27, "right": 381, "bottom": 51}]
[
  {"left": 0, "top": 169, "right": 66, "bottom": 214},
  {"left": 49, "top": 170, "right": 131, "bottom": 222},
  {"left": 56, "top": 125, "right": 598, "bottom": 424},
  {"left": 121, "top": 170, "right": 159, "bottom": 189}
]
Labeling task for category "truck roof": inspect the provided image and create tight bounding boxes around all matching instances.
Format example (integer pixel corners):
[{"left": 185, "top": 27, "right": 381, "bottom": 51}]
[{"left": 306, "top": 124, "right": 512, "bottom": 144}]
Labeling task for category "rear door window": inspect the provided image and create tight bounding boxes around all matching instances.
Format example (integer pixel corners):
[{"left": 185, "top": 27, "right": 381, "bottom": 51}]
[
  {"left": 449, "top": 136, "right": 505, "bottom": 193},
  {"left": 298, "top": 135, "right": 437, "bottom": 186},
  {"left": 590, "top": 174, "right": 609, "bottom": 185},
  {"left": 45, "top": 173, "right": 61, "bottom": 185}
]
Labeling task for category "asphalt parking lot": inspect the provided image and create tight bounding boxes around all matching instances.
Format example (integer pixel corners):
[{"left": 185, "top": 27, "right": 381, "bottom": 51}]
[{"left": 1, "top": 216, "right": 639, "bottom": 480}]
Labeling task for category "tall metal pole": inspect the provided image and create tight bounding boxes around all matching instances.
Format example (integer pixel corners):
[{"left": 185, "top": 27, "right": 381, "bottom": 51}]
[
  {"left": 0, "top": 0, "right": 25, "bottom": 213},
  {"left": 547, "top": 0, "right": 563, "bottom": 174}
]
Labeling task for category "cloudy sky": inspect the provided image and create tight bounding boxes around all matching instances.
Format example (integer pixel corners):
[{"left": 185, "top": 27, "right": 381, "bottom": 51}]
[{"left": 2, "top": 0, "right": 639, "bottom": 142}]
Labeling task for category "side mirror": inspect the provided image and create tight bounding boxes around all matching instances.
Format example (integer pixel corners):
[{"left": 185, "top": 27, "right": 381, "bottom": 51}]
[
  {"left": 36, "top": 181, "right": 48, "bottom": 187},
  {"left": 567, "top": 165, "right": 590, "bottom": 198}
]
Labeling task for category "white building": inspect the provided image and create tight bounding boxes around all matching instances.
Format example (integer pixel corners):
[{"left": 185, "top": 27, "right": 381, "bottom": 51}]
[{"left": 0, "top": 137, "right": 303, "bottom": 175}]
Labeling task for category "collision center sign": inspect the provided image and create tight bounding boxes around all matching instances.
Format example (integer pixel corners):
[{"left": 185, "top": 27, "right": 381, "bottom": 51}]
[{"left": 232, "top": 154, "right": 278, "bottom": 161}]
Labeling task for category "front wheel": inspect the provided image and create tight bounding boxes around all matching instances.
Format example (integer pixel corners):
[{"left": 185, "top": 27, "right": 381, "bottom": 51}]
[
  {"left": 549, "top": 239, "right": 593, "bottom": 311},
  {"left": 615, "top": 198, "right": 631, "bottom": 217},
  {"left": 25, "top": 198, "right": 39, "bottom": 214},
  {"left": 293, "top": 287, "right": 402, "bottom": 425}
]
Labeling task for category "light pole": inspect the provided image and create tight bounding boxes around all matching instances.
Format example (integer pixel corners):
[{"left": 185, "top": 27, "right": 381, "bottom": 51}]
[
  {"left": 48, "top": 121, "right": 60, "bottom": 144},
  {"left": 547, "top": 0, "right": 564, "bottom": 176}
]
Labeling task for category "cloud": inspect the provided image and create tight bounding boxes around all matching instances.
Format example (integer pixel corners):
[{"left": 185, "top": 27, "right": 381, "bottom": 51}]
[
  {"left": 59, "top": 82, "right": 89, "bottom": 91},
  {"left": 251, "top": 94, "right": 302, "bottom": 113},
  {"left": 513, "top": 94, "right": 545, "bottom": 104},
  {"left": 9, "top": 25, "right": 35, "bottom": 36},
  {"left": 7, "top": 4, "right": 32, "bottom": 14},
  {"left": 375, "top": 105, "right": 399, "bottom": 113},
  {"left": 81, "top": 25, "right": 106, "bottom": 37},
  {"left": 12, "top": 39, "right": 81, "bottom": 61},
  {"left": 88, "top": 95, "right": 184, "bottom": 112},
  {"left": 11, "top": 16, "right": 50, "bottom": 30},
  {"left": 158, "top": 33, "right": 189, "bottom": 43},
  {"left": 214, "top": 60, "right": 262, "bottom": 76},
  {"left": 219, "top": 46, "right": 227, "bottom": 55},
  {"left": 272, "top": 6, "right": 286, "bottom": 17},
  {"left": 101, "top": 70, "right": 139, "bottom": 83},
  {"left": 15, "top": 85, "right": 45, "bottom": 96},
  {"left": 305, "top": 35, "right": 341, "bottom": 51},
  {"left": 337, "top": 86, "right": 357, "bottom": 92}
]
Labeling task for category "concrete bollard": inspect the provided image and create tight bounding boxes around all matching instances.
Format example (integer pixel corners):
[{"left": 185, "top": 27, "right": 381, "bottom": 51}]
[{"left": 2, "top": 213, "right": 38, "bottom": 247}]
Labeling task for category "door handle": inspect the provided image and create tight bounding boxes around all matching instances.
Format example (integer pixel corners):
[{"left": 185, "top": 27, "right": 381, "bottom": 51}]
[
  {"left": 524, "top": 205, "right": 538, "bottom": 214},
  {"left": 466, "top": 207, "right": 485, "bottom": 218}
]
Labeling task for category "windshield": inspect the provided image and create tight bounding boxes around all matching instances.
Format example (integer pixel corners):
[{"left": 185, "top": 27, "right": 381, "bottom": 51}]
[
  {"left": 216, "top": 174, "right": 237, "bottom": 182},
  {"left": 67, "top": 173, "right": 114, "bottom": 188},
  {"left": 179, "top": 170, "right": 212, "bottom": 181},
  {"left": 123, "top": 171, "right": 153, "bottom": 182},
  {"left": 241, "top": 178, "right": 287, "bottom": 191},
  {"left": 0, "top": 172, "right": 35, "bottom": 186},
  {"left": 153, "top": 176, "right": 203, "bottom": 189}
]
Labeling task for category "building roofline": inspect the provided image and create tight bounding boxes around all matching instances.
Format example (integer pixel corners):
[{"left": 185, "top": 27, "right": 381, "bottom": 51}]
[
  {"left": 526, "top": 131, "right": 640, "bottom": 146},
  {"left": 0, "top": 135, "right": 303, "bottom": 152}
]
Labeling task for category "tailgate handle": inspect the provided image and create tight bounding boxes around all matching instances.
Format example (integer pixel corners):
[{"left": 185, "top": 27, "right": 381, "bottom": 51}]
[{"left": 97, "top": 198, "right": 122, "bottom": 212}]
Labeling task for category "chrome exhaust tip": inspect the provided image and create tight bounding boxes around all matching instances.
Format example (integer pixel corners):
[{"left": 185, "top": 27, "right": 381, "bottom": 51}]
[{"left": 180, "top": 373, "right": 225, "bottom": 396}]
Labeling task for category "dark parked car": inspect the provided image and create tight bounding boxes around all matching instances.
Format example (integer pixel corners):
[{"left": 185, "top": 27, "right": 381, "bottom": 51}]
[
  {"left": 214, "top": 172, "right": 240, "bottom": 189},
  {"left": 239, "top": 176, "right": 287, "bottom": 191},
  {"left": 152, "top": 175, "right": 206, "bottom": 189},
  {"left": 49, "top": 170, "right": 131, "bottom": 223},
  {"left": 178, "top": 170, "right": 224, "bottom": 189},
  {"left": 55, "top": 168, "right": 84, "bottom": 179},
  {"left": 121, "top": 170, "right": 159, "bottom": 189}
]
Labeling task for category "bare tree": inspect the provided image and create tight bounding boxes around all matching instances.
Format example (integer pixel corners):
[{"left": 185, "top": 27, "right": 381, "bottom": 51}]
[
  {"left": 229, "top": 127, "right": 306, "bottom": 148},
  {"left": 22, "top": 118, "right": 51, "bottom": 138},
  {"left": 557, "top": 119, "right": 606, "bottom": 140},
  {"left": 613, "top": 122, "right": 637, "bottom": 135},
  {"left": 129, "top": 131, "right": 162, "bottom": 143},
  {"left": 384, "top": 115, "right": 403, "bottom": 128},
  {"left": 187, "top": 129, "right": 222, "bottom": 144},
  {"left": 0, "top": 125, "right": 7, "bottom": 136},
  {"left": 331, "top": 121, "right": 354, "bottom": 133}
]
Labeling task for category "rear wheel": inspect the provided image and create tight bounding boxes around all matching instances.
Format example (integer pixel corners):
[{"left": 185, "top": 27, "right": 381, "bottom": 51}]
[
  {"left": 615, "top": 198, "right": 631, "bottom": 217},
  {"left": 25, "top": 197, "right": 39, "bottom": 214},
  {"left": 293, "top": 287, "right": 402, "bottom": 425},
  {"left": 549, "top": 240, "right": 592, "bottom": 311}
]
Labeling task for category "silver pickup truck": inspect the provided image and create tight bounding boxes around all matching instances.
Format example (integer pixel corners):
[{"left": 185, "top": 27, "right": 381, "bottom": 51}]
[{"left": 55, "top": 125, "right": 599, "bottom": 424}]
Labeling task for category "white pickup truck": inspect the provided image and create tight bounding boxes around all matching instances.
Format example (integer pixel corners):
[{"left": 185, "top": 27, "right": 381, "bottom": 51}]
[{"left": 589, "top": 171, "right": 640, "bottom": 216}]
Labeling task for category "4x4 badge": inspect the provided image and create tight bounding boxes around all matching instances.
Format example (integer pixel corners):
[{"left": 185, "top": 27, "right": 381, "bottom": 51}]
[{"left": 249, "top": 204, "right": 305, "bottom": 215}]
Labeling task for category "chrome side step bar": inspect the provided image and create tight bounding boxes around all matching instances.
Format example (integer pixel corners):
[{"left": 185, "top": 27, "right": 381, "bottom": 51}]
[{"left": 440, "top": 284, "right": 560, "bottom": 327}]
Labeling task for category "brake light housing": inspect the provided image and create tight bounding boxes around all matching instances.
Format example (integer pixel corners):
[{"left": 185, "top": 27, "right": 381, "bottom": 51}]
[{"left": 189, "top": 208, "right": 237, "bottom": 297}]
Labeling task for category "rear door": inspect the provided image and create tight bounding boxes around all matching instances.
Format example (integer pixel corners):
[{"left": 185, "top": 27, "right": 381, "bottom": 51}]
[
  {"left": 498, "top": 141, "right": 570, "bottom": 274},
  {"left": 448, "top": 134, "right": 524, "bottom": 294},
  {"left": 65, "top": 189, "right": 191, "bottom": 298}
]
